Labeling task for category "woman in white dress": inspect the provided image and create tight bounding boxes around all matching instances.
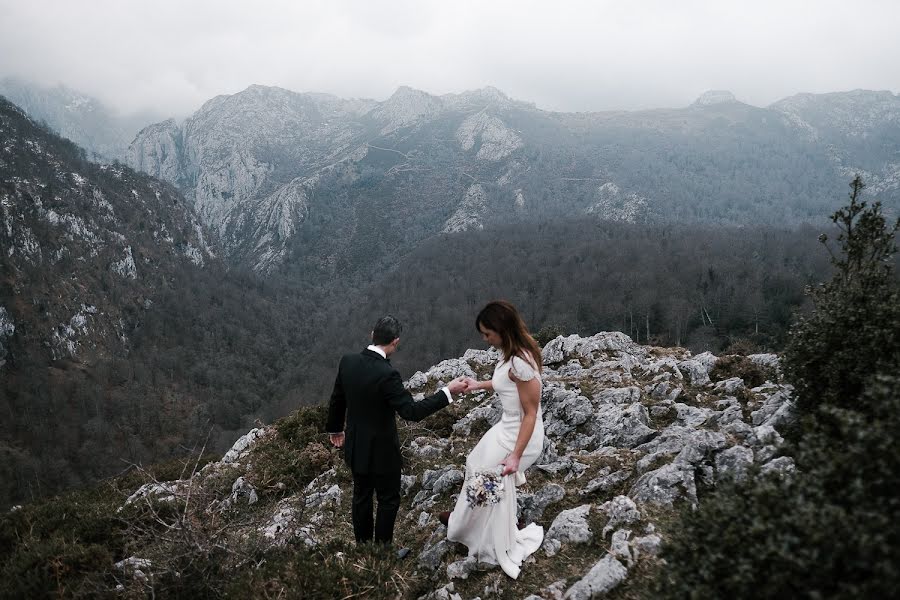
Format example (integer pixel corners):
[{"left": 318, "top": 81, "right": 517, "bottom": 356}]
[{"left": 441, "top": 300, "right": 545, "bottom": 579}]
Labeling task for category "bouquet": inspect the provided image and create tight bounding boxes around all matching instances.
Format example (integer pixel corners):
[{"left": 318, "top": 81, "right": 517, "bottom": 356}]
[{"left": 464, "top": 466, "right": 506, "bottom": 509}]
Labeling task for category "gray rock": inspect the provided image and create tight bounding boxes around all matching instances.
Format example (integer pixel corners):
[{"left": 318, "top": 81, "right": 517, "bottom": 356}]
[
  {"left": 650, "top": 405, "right": 671, "bottom": 418},
  {"left": 748, "top": 353, "right": 780, "bottom": 371},
  {"left": 462, "top": 347, "right": 501, "bottom": 365},
  {"left": 630, "top": 461, "right": 697, "bottom": 507},
  {"left": 427, "top": 357, "right": 477, "bottom": 383},
  {"left": 715, "top": 403, "right": 744, "bottom": 427},
  {"left": 564, "top": 556, "right": 628, "bottom": 599},
  {"left": 610, "top": 529, "right": 633, "bottom": 566},
  {"left": 753, "top": 424, "right": 784, "bottom": 447},
  {"left": 446, "top": 556, "right": 479, "bottom": 579},
  {"left": 540, "top": 580, "right": 568, "bottom": 600},
  {"left": 417, "top": 583, "right": 462, "bottom": 600},
  {"left": 401, "top": 475, "right": 417, "bottom": 496},
  {"left": 406, "top": 371, "right": 428, "bottom": 389},
  {"left": 543, "top": 388, "right": 594, "bottom": 437},
  {"left": 672, "top": 403, "right": 713, "bottom": 427},
  {"left": 556, "top": 359, "right": 589, "bottom": 378},
  {"left": 631, "top": 533, "right": 662, "bottom": 560},
  {"left": 635, "top": 425, "right": 695, "bottom": 471},
  {"left": 649, "top": 380, "right": 670, "bottom": 400},
  {"left": 410, "top": 437, "right": 450, "bottom": 459},
  {"left": 542, "top": 332, "right": 645, "bottom": 366},
  {"left": 542, "top": 537, "right": 563, "bottom": 557},
  {"left": 519, "top": 483, "right": 566, "bottom": 524},
  {"left": 422, "top": 466, "right": 458, "bottom": 491},
  {"left": 678, "top": 359, "right": 711, "bottom": 386},
  {"left": 600, "top": 495, "right": 640, "bottom": 537},
  {"left": 721, "top": 419, "right": 754, "bottom": 441},
  {"left": 432, "top": 469, "right": 464, "bottom": 495},
  {"left": 452, "top": 400, "right": 502, "bottom": 436},
  {"left": 674, "top": 429, "right": 728, "bottom": 466},
  {"left": 761, "top": 456, "right": 796, "bottom": 476},
  {"left": 221, "top": 427, "right": 267, "bottom": 464},
  {"left": 581, "top": 469, "right": 632, "bottom": 496},
  {"left": 417, "top": 511, "right": 430, "bottom": 527},
  {"left": 589, "top": 403, "right": 657, "bottom": 449},
  {"left": 594, "top": 386, "right": 641, "bottom": 404},
  {"left": 756, "top": 445, "right": 778, "bottom": 463},
  {"left": 418, "top": 537, "right": 452, "bottom": 571},
  {"left": 715, "top": 445, "right": 754, "bottom": 482},
  {"left": 229, "top": 476, "right": 258, "bottom": 506},
  {"left": 714, "top": 377, "right": 745, "bottom": 394},
  {"left": 750, "top": 388, "right": 794, "bottom": 428},
  {"left": 545, "top": 504, "right": 593, "bottom": 544},
  {"left": 305, "top": 484, "right": 340, "bottom": 509}
]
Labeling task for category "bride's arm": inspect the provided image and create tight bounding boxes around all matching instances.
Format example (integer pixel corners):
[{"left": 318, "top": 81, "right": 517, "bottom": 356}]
[
  {"left": 501, "top": 377, "right": 541, "bottom": 475},
  {"left": 465, "top": 377, "right": 493, "bottom": 392}
]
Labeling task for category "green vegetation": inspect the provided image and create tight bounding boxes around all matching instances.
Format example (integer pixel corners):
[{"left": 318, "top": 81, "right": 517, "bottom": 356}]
[{"left": 657, "top": 177, "right": 900, "bottom": 598}]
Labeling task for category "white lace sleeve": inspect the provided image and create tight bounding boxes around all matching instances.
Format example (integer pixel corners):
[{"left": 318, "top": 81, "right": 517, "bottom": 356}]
[{"left": 509, "top": 355, "right": 537, "bottom": 381}]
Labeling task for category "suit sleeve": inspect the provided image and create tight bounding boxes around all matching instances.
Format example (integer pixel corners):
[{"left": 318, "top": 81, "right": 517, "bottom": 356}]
[
  {"left": 326, "top": 358, "right": 347, "bottom": 433},
  {"left": 380, "top": 370, "right": 449, "bottom": 422}
]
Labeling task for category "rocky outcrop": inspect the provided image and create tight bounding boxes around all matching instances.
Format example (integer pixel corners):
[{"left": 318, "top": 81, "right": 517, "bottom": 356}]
[
  {"left": 443, "top": 184, "right": 487, "bottom": 233},
  {"left": 112, "top": 330, "right": 796, "bottom": 598}
]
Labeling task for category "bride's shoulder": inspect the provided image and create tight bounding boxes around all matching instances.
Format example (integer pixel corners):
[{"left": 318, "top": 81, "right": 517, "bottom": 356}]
[{"left": 509, "top": 354, "right": 538, "bottom": 382}]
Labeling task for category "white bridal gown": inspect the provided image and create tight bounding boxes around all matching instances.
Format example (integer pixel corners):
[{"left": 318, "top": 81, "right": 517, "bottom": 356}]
[{"left": 446, "top": 355, "right": 545, "bottom": 579}]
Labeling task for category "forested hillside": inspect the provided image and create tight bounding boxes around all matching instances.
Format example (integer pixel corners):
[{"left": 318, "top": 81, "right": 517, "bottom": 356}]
[{"left": 0, "top": 98, "right": 306, "bottom": 507}]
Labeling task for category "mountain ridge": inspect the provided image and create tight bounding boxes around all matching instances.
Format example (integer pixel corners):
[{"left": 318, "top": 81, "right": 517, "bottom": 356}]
[{"left": 125, "top": 83, "right": 900, "bottom": 274}]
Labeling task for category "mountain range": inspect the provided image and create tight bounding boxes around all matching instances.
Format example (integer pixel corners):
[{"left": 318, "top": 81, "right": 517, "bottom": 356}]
[
  {"left": 125, "top": 84, "right": 900, "bottom": 275},
  {"left": 5, "top": 79, "right": 898, "bottom": 277}
]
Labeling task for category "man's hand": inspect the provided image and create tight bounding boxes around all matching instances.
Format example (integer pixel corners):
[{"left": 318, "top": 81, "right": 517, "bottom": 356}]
[
  {"left": 461, "top": 376, "right": 479, "bottom": 392},
  {"left": 329, "top": 432, "right": 345, "bottom": 448},
  {"left": 447, "top": 377, "right": 468, "bottom": 396}
]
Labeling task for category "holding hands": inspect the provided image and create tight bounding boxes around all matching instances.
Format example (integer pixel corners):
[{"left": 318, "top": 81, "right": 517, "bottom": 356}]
[{"left": 447, "top": 376, "right": 484, "bottom": 397}]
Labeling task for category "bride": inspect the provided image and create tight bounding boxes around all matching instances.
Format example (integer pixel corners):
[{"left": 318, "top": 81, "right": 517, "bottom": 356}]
[{"left": 440, "top": 300, "right": 545, "bottom": 579}]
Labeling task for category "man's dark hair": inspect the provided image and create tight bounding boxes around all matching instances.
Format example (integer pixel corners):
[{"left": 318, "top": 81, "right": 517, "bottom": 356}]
[{"left": 372, "top": 315, "right": 402, "bottom": 345}]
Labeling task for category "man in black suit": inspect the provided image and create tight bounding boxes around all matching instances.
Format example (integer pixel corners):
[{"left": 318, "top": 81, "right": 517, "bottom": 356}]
[{"left": 326, "top": 315, "right": 466, "bottom": 547}]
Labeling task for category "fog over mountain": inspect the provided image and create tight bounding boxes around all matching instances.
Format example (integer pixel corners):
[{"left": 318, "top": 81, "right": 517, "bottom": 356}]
[{"left": 2, "top": 1, "right": 900, "bottom": 117}]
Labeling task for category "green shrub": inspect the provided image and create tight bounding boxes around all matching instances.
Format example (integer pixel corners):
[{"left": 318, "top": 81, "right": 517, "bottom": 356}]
[
  {"left": 657, "top": 374, "right": 900, "bottom": 599},
  {"left": 535, "top": 324, "right": 565, "bottom": 347},
  {"left": 657, "top": 179, "right": 900, "bottom": 598},
  {"left": 0, "top": 536, "right": 115, "bottom": 599},
  {"left": 709, "top": 354, "right": 770, "bottom": 388},
  {"left": 782, "top": 176, "right": 900, "bottom": 416},
  {"left": 0, "top": 485, "right": 126, "bottom": 599},
  {"left": 249, "top": 405, "right": 334, "bottom": 496}
]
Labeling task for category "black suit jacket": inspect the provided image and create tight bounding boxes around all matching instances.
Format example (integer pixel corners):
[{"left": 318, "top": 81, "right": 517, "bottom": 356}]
[{"left": 326, "top": 349, "right": 450, "bottom": 474}]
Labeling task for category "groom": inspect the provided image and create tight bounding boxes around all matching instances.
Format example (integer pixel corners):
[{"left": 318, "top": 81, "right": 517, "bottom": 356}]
[{"left": 326, "top": 315, "right": 466, "bottom": 548}]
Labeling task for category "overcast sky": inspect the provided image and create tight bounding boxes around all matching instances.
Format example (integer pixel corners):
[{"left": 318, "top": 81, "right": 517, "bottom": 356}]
[{"left": 1, "top": 0, "right": 898, "bottom": 118}]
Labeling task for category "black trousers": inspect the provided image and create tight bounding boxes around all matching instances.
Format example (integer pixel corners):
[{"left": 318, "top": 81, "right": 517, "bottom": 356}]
[{"left": 351, "top": 470, "right": 402, "bottom": 545}]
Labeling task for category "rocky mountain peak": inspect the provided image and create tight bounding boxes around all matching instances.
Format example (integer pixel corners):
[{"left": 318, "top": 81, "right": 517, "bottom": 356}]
[
  {"left": 692, "top": 90, "right": 738, "bottom": 106},
  {"left": 372, "top": 85, "right": 443, "bottom": 132}
]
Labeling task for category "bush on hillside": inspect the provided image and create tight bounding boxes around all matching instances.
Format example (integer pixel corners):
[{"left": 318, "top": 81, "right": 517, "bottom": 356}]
[
  {"left": 657, "top": 177, "right": 900, "bottom": 598},
  {"left": 782, "top": 176, "right": 900, "bottom": 416},
  {"left": 657, "top": 374, "right": 900, "bottom": 599}
]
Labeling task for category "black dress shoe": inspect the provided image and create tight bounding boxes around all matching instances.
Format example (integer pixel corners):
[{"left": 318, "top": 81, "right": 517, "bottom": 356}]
[
  {"left": 438, "top": 511, "right": 451, "bottom": 527},
  {"left": 396, "top": 547, "right": 411, "bottom": 559}
]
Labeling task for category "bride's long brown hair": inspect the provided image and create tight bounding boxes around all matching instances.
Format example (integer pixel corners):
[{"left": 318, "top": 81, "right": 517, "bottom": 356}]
[{"left": 475, "top": 300, "right": 543, "bottom": 373}]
